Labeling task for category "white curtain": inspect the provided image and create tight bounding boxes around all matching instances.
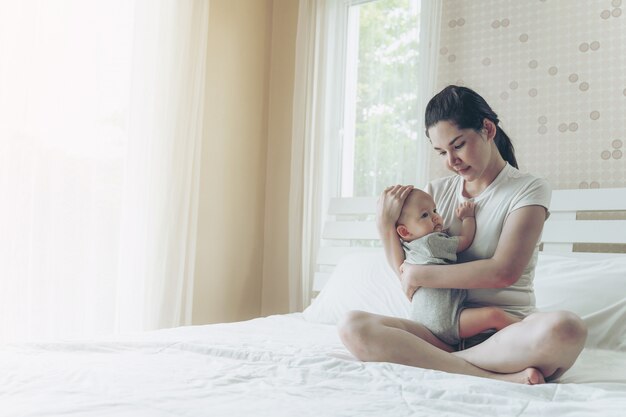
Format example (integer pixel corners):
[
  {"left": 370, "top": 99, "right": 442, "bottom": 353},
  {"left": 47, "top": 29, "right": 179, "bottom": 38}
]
[
  {"left": 416, "top": 0, "right": 442, "bottom": 187},
  {"left": 290, "top": 0, "right": 441, "bottom": 309},
  {"left": 0, "top": 0, "right": 209, "bottom": 342},
  {"left": 116, "top": 0, "right": 209, "bottom": 333},
  {"left": 290, "top": 0, "right": 347, "bottom": 312}
]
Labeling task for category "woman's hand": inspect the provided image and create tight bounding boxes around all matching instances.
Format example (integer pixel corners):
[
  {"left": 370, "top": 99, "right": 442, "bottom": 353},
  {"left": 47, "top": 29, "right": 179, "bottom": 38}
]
[
  {"left": 377, "top": 185, "right": 413, "bottom": 278},
  {"left": 400, "top": 262, "right": 421, "bottom": 300},
  {"left": 377, "top": 185, "right": 413, "bottom": 234}
]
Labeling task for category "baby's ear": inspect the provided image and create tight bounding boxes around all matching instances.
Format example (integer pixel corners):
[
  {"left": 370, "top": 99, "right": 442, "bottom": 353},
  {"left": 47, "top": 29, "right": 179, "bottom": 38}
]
[{"left": 396, "top": 225, "right": 409, "bottom": 239}]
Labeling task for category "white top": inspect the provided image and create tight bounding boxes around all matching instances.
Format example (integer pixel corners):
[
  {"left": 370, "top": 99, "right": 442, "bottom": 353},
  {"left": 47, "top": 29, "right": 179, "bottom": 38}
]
[{"left": 426, "top": 163, "right": 551, "bottom": 317}]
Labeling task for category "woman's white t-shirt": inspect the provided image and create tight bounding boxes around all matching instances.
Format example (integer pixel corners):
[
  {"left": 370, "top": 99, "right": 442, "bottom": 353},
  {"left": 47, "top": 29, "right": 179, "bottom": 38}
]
[{"left": 426, "top": 163, "right": 551, "bottom": 317}]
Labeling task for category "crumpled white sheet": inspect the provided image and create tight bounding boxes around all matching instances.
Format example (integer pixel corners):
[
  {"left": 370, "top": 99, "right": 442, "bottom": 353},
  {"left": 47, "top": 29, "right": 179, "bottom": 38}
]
[{"left": 0, "top": 314, "right": 624, "bottom": 417}]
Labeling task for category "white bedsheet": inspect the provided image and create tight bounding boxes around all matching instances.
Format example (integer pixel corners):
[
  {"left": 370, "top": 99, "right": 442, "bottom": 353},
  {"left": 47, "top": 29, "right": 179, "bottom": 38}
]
[{"left": 1, "top": 314, "right": 625, "bottom": 417}]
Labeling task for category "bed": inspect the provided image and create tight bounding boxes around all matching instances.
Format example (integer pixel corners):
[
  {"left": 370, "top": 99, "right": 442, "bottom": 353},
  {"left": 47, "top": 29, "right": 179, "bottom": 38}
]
[{"left": 1, "top": 188, "right": 625, "bottom": 416}]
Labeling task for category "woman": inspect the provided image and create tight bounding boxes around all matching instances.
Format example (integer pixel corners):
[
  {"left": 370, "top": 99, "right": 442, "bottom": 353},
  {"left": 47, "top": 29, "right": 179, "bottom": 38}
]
[{"left": 338, "top": 85, "right": 587, "bottom": 385}]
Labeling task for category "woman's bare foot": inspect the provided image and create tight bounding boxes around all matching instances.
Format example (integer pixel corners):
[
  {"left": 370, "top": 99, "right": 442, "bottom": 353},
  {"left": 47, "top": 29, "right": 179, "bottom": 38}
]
[{"left": 491, "top": 367, "right": 545, "bottom": 385}]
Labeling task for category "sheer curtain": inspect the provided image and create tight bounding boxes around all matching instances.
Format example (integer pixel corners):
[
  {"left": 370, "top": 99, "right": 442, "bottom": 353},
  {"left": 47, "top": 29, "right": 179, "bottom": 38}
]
[
  {"left": 290, "top": 0, "right": 348, "bottom": 312},
  {"left": 116, "top": 0, "right": 209, "bottom": 333},
  {"left": 0, "top": 0, "right": 209, "bottom": 341},
  {"left": 291, "top": 0, "right": 441, "bottom": 309},
  {"left": 416, "top": 0, "right": 442, "bottom": 187}
]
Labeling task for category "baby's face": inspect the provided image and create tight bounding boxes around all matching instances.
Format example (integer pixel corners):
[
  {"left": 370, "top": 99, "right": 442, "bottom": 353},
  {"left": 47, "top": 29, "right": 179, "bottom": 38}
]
[{"left": 398, "top": 190, "right": 443, "bottom": 241}]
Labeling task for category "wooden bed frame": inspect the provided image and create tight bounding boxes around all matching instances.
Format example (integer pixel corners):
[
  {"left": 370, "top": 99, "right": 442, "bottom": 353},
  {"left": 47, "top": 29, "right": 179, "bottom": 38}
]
[{"left": 313, "top": 187, "right": 626, "bottom": 296}]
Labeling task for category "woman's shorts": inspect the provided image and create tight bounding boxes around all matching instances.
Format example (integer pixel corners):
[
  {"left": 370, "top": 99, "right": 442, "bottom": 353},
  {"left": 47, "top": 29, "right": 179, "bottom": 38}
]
[{"left": 457, "top": 329, "right": 497, "bottom": 351}]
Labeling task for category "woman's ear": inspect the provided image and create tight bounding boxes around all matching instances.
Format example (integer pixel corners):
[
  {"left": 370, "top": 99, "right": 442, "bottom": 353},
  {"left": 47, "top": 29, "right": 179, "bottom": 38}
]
[{"left": 482, "top": 118, "right": 497, "bottom": 141}]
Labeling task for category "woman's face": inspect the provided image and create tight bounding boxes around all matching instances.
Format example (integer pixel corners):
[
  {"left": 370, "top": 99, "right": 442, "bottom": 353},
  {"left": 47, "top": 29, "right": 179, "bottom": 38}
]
[{"left": 427, "top": 120, "right": 492, "bottom": 182}]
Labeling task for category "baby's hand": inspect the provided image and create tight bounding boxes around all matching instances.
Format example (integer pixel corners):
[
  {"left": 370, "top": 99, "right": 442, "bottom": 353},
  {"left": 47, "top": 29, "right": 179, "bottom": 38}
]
[{"left": 455, "top": 201, "right": 476, "bottom": 220}]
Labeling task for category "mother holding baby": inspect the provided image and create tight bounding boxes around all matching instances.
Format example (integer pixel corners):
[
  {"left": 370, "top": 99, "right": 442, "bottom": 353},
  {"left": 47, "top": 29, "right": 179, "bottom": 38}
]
[{"left": 338, "top": 85, "right": 587, "bottom": 384}]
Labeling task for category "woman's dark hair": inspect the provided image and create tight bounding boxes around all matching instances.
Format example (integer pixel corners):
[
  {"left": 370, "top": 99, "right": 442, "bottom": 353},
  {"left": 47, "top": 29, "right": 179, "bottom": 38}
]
[{"left": 424, "top": 85, "right": 518, "bottom": 169}]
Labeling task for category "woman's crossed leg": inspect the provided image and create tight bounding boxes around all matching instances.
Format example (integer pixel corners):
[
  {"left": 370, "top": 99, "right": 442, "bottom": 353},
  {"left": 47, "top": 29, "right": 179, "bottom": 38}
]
[
  {"left": 338, "top": 310, "right": 587, "bottom": 384},
  {"left": 452, "top": 310, "right": 587, "bottom": 381}
]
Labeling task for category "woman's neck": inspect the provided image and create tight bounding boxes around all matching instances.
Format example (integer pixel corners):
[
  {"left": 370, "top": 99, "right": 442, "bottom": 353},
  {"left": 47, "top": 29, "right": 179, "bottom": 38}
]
[{"left": 463, "top": 157, "right": 507, "bottom": 198}]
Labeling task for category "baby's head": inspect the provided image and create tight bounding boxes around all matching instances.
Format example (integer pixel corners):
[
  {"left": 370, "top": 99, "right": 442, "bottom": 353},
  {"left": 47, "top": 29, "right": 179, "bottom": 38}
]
[{"left": 396, "top": 188, "right": 443, "bottom": 242}]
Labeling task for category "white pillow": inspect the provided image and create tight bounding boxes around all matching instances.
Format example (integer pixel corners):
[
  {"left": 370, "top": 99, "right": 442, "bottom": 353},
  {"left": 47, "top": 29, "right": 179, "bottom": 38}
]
[
  {"left": 534, "top": 253, "right": 626, "bottom": 351},
  {"left": 302, "top": 252, "right": 410, "bottom": 324},
  {"left": 303, "top": 251, "right": 626, "bottom": 351}
]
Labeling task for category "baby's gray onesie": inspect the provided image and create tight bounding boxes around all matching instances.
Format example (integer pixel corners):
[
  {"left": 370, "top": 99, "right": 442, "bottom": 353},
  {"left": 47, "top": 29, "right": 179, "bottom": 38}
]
[{"left": 403, "top": 232, "right": 466, "bottom": 345}]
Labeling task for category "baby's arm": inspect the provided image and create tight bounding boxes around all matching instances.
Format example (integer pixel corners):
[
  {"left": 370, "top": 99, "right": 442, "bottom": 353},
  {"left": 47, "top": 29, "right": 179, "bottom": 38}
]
[{"left": 455, "top": 201, "right": 476, "bottom": 253}]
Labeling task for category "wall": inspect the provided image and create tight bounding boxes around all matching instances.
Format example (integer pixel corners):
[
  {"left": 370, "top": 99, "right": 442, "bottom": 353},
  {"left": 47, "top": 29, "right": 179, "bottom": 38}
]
[
  {"left": 193, "top": 0, "right": 298, "bottom": 324},
  {"left": 261, "top": 0, "right": 299, "bottom": 316},
  {"left": 431, "top": 0, "right": 626, "bottom": 190},
  {"left": 193, "top": 0, "right": 273, "bottom": 324}
]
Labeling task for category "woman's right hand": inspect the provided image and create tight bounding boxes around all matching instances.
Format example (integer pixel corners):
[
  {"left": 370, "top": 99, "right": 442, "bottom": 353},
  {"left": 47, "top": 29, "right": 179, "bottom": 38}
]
[
  {"left": 376, "top": 185, "right": 413, "bottom": 233},
  {"left": 400, "top": 262, "right": 421, "bottom": 300}
]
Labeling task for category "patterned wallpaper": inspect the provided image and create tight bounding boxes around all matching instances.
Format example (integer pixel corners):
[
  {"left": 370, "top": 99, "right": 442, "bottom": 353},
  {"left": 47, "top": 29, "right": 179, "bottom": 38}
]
[{"left": 429, "top": 0, "right": 626, "bottom": 190}]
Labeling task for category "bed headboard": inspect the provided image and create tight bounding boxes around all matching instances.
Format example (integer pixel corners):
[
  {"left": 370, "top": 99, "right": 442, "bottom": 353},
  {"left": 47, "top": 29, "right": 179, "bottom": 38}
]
[{"left": 313, "top": 187, "right": 626, "bottom": 295}]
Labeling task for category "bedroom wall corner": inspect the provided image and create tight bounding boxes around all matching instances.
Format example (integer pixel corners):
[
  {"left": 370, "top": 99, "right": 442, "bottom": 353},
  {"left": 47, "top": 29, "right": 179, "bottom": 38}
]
[
  {"left": 193, "top": 0, "right": 273, "bottom": 325},
  {"left": 260, "top": 0, "right": 299, "bottom": 317}
]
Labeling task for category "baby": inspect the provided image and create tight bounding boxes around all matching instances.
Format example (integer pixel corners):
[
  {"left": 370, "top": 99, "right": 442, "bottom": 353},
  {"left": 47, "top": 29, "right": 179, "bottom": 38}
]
[{"left": 396, "top": 188, "right": 520, "bottom": 347}]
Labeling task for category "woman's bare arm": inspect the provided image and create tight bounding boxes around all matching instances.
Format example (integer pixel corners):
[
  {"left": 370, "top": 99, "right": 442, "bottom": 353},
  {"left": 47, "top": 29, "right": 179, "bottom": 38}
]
[
  {"left": 401, "top": 205, "right": 546, "bottom": 297},
  {"left": 377, "top": 185, "right": 413, "bottom": 276}
]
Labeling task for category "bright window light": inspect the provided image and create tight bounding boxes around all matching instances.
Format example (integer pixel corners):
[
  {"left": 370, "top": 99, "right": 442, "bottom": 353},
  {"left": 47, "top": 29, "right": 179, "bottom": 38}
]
[{"left": 341, "top": 0, "right": 421, "bottom": 197}]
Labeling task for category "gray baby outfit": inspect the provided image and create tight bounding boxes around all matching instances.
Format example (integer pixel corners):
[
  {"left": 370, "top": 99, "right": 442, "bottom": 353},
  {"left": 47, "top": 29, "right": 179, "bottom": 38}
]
[{"left": 403, "top": 232, "right": 466, "bottom": 346}]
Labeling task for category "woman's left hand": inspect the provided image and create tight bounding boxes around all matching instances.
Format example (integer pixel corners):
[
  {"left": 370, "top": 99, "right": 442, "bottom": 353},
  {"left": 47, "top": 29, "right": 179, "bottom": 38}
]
[{"left": 400, "top": 262, "right": 421, "bottom": 300}]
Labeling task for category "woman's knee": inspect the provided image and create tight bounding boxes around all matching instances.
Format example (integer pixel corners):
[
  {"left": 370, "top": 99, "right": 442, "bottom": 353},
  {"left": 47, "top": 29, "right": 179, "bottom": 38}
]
[
  {"left": 535, "top": 311, "right": 588, "bottom": 347},
  {"left": 338, "top": 310, "right": 371, "bottom": 340},
  {"left": 531, "top": 311, "right": 587, "bottom": 379},
  {"left": 549, "top": 311, "right": 587, "bottom": 343},
  {"left": 337, "top": 310, "right": 377, "bottom": 356}
]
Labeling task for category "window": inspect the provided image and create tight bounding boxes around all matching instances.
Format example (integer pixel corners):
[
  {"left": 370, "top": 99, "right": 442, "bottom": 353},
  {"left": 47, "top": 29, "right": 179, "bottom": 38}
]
[
  {"left": 292, "top": 0, "right": 438, "bottom": 307},
  {"left": 341, "top": 0, "right": 422, "bottom": 197}
]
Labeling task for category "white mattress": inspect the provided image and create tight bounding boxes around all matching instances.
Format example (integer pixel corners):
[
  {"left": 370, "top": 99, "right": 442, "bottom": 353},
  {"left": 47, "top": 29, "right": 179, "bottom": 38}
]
[{"left": 1, "top": 314, "right": 625, "bottom": 417}]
